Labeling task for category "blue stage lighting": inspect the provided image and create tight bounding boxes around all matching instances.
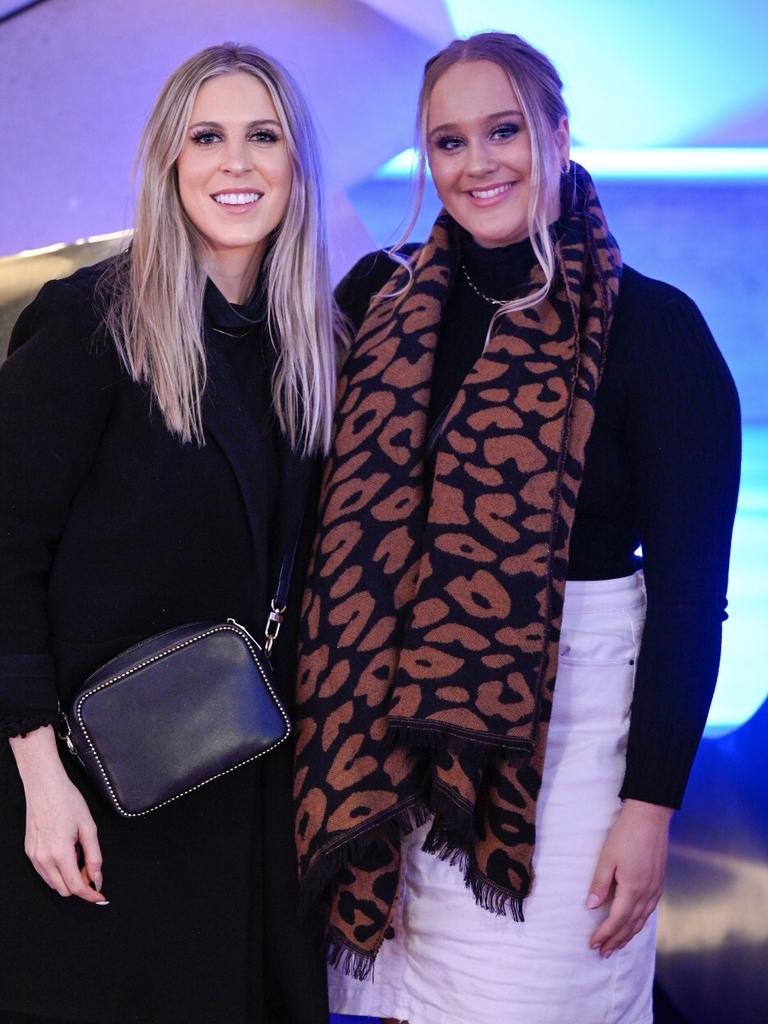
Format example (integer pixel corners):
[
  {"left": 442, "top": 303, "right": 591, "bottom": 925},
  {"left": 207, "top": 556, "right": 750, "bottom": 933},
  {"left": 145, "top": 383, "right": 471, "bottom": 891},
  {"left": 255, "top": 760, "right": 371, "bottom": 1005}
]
[{"left": 377, "top": 147, "right": 768, "bottom": 181}]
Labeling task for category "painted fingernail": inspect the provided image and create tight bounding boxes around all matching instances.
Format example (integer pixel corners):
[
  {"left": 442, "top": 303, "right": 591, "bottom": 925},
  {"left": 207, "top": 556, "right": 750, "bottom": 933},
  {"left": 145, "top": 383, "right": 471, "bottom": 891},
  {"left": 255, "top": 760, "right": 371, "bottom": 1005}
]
[
  {"left": 95, "top": 900, "right": 110, "bottom": 906},
  {"left": 587, "top": 893, "right": 601, "bottom": 909}
]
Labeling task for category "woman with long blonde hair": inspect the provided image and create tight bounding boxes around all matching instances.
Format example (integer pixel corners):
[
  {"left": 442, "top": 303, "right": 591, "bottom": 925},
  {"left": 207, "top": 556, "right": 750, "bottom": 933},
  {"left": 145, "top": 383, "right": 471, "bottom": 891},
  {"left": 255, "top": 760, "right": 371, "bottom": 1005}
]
[
  {"left": 0, "top": 43, "right": 337, "bottom": 1024},
  {"left": 295, "top": 32, "right": 740, "bottom": 1024}
]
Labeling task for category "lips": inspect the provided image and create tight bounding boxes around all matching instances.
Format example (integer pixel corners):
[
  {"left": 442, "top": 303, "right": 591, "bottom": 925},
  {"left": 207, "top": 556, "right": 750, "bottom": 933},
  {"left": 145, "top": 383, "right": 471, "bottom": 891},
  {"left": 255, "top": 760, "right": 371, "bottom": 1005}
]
[
  {"left": 211, "top": 190, "right": 263, "bottom": 206},
  {"left": 467, "top": 181, "right": 514, "bottom": 206}
]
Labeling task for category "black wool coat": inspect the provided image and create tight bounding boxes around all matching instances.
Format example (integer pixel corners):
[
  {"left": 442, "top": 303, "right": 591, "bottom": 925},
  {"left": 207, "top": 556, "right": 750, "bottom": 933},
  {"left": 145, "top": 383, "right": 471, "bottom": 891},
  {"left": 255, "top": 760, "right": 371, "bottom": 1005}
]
[{"left": 0, "top": 261, "right": 327, "bottom": 1024}]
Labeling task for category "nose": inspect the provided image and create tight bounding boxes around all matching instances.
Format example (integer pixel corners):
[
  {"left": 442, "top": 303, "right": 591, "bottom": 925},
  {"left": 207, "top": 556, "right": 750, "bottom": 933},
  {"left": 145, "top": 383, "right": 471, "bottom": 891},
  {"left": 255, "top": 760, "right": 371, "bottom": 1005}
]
[
  {"left": 220, "top": 138, "right": 253, "bottom": 176},
  {"left": 464, "top": 137, "right": 498, "bottom": 178}
]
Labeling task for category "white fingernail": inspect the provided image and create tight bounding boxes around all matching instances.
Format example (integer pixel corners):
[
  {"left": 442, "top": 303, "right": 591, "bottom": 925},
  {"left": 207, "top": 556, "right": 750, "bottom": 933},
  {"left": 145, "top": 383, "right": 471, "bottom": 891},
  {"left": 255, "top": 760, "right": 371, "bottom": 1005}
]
[{"left": 95, "top": 900, "right": 110, "bottom": 906}]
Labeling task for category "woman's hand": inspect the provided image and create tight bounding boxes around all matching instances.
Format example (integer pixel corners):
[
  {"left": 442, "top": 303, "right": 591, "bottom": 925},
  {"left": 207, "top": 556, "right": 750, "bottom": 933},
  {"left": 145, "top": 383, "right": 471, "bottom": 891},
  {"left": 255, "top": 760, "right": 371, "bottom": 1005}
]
[
  {"left": 9, "top": 725, "right": 107, "bottom": 903},
  {"left": 587, "top": 798, "right": 673, "bottom": 957}
]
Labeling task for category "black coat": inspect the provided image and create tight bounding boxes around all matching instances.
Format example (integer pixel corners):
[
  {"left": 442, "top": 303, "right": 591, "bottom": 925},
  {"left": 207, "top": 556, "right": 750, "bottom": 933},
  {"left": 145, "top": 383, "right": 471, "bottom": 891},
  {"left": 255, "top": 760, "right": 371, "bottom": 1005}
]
[{"left": 0, "top": 262, "right": 327, "bottom": 1024}]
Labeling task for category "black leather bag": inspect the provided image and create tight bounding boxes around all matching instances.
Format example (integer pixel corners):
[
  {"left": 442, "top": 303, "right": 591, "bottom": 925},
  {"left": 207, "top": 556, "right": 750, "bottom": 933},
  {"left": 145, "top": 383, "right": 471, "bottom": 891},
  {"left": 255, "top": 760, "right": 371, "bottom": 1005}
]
[
  {"left": 59, "top": 544, "right": 299, "bottom": 817},
  {"left": 60, "top": 619, "right": 289, "bottom": 817}
]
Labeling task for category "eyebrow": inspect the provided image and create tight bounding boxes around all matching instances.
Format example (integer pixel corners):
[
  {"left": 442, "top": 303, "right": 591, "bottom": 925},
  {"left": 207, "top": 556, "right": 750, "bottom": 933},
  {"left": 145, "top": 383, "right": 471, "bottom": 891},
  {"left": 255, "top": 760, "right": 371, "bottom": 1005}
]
[
  {"left": 428, "top": 109, "right": 523, "bottom": 138},
  {"left": 188, "top": 118, "right": 282, "bottom": 131}
]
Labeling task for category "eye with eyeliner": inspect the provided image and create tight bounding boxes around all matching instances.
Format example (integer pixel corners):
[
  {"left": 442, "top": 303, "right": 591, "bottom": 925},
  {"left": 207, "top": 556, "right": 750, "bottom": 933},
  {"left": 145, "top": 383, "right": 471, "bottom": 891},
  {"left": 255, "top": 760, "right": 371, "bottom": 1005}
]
[
  {"left": 190, "top": 128, "right": 222, "bottom": 146},
  {"left": 434, "top": 134, "right": 464, "bottom": 151},
  {"left": 189, "top": 127, "right": 281, "bottom": 146},
  {"left": 490, "top": 121, "right": 521, "bottom": 141},
  {"left": 433, "top": 121, "right": 522, "bottom": 152},
  {"left": 247, "top": 128, "right": 281, "bottom": 144}
]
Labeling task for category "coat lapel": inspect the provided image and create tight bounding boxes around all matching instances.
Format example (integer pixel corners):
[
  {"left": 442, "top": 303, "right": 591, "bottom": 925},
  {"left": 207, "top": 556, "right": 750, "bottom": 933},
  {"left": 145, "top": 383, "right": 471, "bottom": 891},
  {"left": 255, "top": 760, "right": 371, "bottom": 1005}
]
[
  {"left": 202, "top": 340, "right": 314, "bottom": 607},
  {"left": 272, "top": 431, "right": 314, "bottom": 581},
  {"left": 202, "top": 341, "right": 275, "bottom": 599},
  {"left": 201, "top": 277, "right": 314, "bottom": 628}
]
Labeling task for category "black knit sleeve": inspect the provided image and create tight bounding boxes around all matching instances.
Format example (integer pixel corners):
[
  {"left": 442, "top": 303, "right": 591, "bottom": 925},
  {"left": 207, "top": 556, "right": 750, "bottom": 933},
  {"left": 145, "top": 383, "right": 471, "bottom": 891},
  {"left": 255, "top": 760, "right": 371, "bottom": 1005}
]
[
  {"left": 335, "top": 248, "right": 416, "bottom": 332},
  {"left": 0, "top": 276, "right": 120, "bottom": 737},
  {"left": 618, "top": 285, "right": 741, "bottom": 807}
]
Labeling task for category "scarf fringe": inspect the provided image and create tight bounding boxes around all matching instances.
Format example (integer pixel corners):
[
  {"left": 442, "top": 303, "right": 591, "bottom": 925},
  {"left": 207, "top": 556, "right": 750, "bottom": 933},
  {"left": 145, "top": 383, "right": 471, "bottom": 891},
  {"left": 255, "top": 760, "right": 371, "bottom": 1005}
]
[
  {"left": 299, "top": 797, "right": 430, "bottom": 913},
  {"left": 302, "top": 786, "right": 527, "bottom": 926},
  {"left": 326, "top": 931, "right": 377, "bottom": 981},
  {"left": 395, "top": 799, "right": 433, "bottom": 835},
  {"left": 388, "top": 720, "right": 532, "bottom": 763},
  {"left": 308, "top": 791, "right": 525, "bottom": 976},
  {"left": 423, "top": 778, "right": 526, "bottom": 920},
  {"left": 307, "top": 801, "right": 433, "bottom": 980},
  {"left": 421, "top": 825, "right": 525, "bottom": 921}
]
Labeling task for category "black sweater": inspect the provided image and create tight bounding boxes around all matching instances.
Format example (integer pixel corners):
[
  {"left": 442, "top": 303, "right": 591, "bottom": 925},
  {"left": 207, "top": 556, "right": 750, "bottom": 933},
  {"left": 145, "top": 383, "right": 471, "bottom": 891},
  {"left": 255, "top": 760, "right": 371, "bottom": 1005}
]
[{"left": 336, "top": 238, "right": 741, "bottom": 808}]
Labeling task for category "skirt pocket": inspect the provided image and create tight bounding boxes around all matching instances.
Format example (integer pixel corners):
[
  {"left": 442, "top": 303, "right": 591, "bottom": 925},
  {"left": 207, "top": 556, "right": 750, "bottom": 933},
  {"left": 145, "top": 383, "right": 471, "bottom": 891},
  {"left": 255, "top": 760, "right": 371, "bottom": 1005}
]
[{"left": 558, "top": 612, "right": 638, "bottom": 667}]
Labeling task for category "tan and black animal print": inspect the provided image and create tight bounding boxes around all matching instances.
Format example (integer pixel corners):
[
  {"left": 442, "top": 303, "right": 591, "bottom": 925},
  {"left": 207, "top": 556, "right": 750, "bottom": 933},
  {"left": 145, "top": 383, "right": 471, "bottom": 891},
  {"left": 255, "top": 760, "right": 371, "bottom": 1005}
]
[{"left": 294, "top": 164, "right": 622, "bottom": 976}]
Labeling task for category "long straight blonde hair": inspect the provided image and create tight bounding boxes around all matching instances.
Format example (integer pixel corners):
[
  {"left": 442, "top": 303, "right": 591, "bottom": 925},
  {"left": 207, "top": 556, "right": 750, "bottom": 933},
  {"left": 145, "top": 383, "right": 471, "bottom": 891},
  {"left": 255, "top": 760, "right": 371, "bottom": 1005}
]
[
  {"left": 102, "top": 43, "right": 341, "bottom": 455},
  {"left": 390, "top": 32, "right": 569, "bottom": 321}
]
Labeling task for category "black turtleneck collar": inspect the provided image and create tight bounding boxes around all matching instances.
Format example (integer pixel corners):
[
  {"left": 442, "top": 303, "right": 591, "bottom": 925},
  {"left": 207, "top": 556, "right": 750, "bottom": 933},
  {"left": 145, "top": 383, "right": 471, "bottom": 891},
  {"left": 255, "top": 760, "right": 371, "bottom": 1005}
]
[
  {"left": 457, "top": 210, "right": 569, "bottom": 303},
  {"left": 427, "top": 209, "right": 569, "bottom": 432},
  {"left": 203, "top": 277, "right": 266, "bottom": 337}
]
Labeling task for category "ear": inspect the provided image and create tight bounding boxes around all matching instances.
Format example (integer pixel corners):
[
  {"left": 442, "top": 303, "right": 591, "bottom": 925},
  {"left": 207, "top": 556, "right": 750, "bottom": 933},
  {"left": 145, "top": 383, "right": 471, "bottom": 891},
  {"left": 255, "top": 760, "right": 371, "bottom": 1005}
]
[{"left": 555, "top": 115, "right": 570, "bottom": 170}]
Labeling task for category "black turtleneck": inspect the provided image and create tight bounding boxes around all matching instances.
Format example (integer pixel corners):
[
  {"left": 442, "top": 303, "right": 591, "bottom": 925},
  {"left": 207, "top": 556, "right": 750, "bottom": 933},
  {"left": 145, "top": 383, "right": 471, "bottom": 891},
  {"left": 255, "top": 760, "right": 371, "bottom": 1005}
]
[
  {"left": 428, "top": 227, "right": 545, "bottom": 430},
  {"left": 335, "top": 240, "right": 740, "bottom": 808},
  {"left": 204, "top": 278, "right": 273, "bottom": 411},
  {"left": 203, "top": 277, "right": 280, "bottom": 532}
]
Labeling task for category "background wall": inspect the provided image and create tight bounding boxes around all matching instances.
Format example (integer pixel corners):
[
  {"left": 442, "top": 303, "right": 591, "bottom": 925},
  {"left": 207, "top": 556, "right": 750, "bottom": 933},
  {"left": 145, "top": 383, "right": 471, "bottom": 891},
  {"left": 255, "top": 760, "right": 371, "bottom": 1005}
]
[{"left": 1, "top": 2, "right": 766, "bottom": 1020}]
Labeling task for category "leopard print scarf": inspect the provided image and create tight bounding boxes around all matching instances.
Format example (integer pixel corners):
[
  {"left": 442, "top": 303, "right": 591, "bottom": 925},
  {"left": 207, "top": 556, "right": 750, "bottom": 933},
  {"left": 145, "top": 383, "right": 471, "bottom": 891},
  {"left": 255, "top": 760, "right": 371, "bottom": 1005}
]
[{"left": 294, "top": 164, "right": 621, "bottom": 977}]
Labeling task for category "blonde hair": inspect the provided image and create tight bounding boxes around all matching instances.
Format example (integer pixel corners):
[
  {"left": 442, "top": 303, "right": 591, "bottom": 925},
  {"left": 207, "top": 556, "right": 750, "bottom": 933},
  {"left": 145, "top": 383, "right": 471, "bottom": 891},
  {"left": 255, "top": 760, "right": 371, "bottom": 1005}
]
[
  {"left": 391, "top": 32, "right": 569, "bottom": 321},
  {"left": 102, "top": 43, "right": 341, "bottom": 454}
]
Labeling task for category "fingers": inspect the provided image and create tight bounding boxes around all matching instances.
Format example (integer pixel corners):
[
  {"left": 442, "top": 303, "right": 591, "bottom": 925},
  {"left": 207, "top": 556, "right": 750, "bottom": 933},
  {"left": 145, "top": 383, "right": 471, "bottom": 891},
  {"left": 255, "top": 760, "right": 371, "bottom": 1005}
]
[
  {"left": 59, "top": 843, "right": 105, "bottom": 902},
  {"left": 26, "top": 830, "right": 107, "bottom": 904},
  {"left": 32, "top": 852, "right": 107, "bottom": 902},
  {"left": 80, "top": 821, "right": 104, "bottom": 892},
  {"left": 590, "top": 885, "right": 634, "bottom": 953},
  {"left": 587, "top": 854, "right": 616, "bottom": 910},
  {"left": 590, "top": 887, "right": 660, "bottom": 957},
  {"left": 79, "top": 864, "right": 109, "bottom": 904},
  {"left": 598, "top": 906, "right": 650, "bottom": 956},
  {"left": 20, "top": 770, "right": 109, "bottom": 904},
  {"left": 586, "top": 802, "right": 671, "bottom": 958},
  {"left": 29, "top": 851, "right": 71, "bottom": 897}
]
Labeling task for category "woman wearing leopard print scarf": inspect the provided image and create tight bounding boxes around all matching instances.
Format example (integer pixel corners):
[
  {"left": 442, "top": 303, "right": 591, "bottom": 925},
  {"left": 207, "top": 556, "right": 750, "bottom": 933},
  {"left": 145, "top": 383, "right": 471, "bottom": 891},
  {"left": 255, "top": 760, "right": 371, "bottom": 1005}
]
[{"left": 295, "top": 32, "right": 740, "bottom": 1024}]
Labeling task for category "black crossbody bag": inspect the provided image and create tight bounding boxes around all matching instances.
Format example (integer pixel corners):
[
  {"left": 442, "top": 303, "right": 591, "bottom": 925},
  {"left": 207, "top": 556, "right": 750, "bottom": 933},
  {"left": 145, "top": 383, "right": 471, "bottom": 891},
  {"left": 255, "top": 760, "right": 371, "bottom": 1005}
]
[{"left": 58, "top": 541, "right": 299, "bottom": 818}]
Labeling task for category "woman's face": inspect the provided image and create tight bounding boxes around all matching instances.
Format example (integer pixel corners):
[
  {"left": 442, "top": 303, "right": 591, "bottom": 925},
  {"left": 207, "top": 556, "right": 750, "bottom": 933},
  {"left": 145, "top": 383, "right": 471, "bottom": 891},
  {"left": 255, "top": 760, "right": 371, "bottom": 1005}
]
[
  {"left": 176, "top": 72, "right": 292, "bottom": 273},
  {"left": 426, "top": 59, "right": 567, "bottom": 248}
]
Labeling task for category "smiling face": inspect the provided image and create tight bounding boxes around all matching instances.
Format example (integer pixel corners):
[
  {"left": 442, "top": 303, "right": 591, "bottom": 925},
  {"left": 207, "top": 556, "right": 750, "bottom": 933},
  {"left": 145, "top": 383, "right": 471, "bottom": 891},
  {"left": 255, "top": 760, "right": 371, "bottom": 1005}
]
[
  {"left": 176, "top": 71, "right": 292, "bottom": 294},
  {"left": 426, "top": 59, "right": 567, "bottom": 248}
]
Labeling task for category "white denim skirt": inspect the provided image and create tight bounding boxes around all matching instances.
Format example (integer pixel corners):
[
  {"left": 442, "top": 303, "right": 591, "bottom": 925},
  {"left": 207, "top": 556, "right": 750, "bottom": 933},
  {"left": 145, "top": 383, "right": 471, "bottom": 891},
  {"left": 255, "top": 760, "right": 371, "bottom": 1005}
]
[{"left": 329, "top": 572, "right": 656, "bottom": 1024}]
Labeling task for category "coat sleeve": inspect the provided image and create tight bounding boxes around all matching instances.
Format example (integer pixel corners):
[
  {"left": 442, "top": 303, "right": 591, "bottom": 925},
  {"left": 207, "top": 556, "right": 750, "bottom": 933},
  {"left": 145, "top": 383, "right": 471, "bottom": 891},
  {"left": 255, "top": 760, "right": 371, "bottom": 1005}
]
[
  {"left": 334, "top": 247, "right": 419, "bottom": 332},
  {"left": 0, "top": 277, "right": 120, "bottom": 736},
  {"left": 619, "top": 286, "right": 741, "bottom": 807}
]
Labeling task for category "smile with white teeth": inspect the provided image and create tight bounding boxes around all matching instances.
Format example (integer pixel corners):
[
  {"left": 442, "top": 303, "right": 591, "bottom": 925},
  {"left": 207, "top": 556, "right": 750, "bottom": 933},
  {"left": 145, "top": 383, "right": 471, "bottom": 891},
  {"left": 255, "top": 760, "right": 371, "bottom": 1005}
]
[
  {"left": 470, "top": 183, "right": 513, "bottom": 199},
  {"left": 212, "top": 192, "right": 262, "bottom": 205}
]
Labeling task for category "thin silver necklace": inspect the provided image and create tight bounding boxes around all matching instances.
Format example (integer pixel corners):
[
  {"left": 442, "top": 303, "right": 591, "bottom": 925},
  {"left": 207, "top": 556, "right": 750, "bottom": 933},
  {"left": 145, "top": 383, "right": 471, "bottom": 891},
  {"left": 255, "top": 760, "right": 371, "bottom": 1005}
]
[
  {"left": 459, "top": 262, "right": 507, "bottom": 307},
  {"left": 211, "top": 326, "right": 250, "bottom": 338}
]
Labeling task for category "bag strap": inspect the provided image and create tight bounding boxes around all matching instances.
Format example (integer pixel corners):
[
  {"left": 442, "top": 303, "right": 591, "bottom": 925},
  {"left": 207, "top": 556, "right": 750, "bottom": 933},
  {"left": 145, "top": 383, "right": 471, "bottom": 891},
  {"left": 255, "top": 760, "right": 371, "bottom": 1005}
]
[
  {"left": 426, "top": 403, "right": 451, "bottom": 460},
  {"left": 263, "top": 521, "right": 303, "bottom": 656}
]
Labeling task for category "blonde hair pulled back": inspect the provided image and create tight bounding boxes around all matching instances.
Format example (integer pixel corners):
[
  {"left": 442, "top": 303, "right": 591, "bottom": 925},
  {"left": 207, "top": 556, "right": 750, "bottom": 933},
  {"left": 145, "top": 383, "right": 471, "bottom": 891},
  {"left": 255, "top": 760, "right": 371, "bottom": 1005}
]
[{"left": 391, "top": 32, "right": 569, "bottom": 321}]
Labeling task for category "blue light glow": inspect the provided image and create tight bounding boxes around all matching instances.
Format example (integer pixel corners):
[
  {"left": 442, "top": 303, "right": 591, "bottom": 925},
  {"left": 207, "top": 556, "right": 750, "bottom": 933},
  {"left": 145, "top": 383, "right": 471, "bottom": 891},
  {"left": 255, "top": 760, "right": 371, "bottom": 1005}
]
[
  {"left": 443, "top": 0, "right": 768, "bottom": 148},
  {"left": 377, "top": 147, "right": 768, "bottom": 181},
  {"left": 711, "top": 424, "right": 768, "bottom": 733}
]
